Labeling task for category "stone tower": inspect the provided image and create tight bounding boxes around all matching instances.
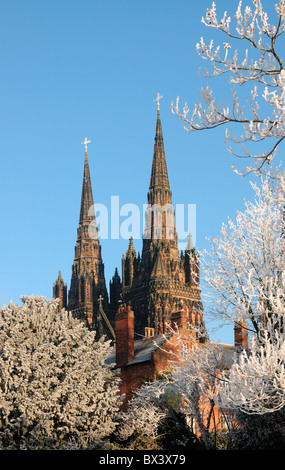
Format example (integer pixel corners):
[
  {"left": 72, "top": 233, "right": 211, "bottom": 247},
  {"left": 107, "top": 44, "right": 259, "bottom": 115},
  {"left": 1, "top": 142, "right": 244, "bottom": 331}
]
[
  {"left": 67, "top": 140, "right": 109, "bottom": 335},
  {"left": 53, "top": 270, "right": 67, "bottom": 311},
  {"left": 120, "top": 105, "right": 203, "bottom": 336}
]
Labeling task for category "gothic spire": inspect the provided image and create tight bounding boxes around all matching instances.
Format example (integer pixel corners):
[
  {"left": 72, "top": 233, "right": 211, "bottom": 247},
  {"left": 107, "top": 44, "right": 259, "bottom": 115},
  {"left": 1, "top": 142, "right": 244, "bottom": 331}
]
[
  {"left": 142, "top": 103, "right": 177, "bottom": 246},
  {"left": 148, "top": 107, "right": 172, "bottom": 206},
  {"left": 68, "top": 138, "right": 109, "bottom": 334},
  {"left": 79, "top": 141, "right": 95, "bottom": 225}
]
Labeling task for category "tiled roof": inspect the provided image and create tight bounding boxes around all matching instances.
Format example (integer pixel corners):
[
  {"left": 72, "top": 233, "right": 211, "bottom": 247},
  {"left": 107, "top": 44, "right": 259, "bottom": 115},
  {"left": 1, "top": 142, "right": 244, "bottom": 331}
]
[
  {"left": 127, "top": 333, "right": 171, "bottom": 365},
  {"left": 105, "top": 333, "right": 171, "bottom": 366},
  {"left": 106, "top": 333, "right": 236, "bottom": 370}
]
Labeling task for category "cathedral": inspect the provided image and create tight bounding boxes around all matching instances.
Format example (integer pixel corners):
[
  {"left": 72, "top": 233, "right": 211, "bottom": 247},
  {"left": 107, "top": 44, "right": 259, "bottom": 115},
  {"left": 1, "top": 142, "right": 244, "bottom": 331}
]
[
  {"left": 53, "top": 101, "right": 204, "bottom": 342},
  {"left": 52, "top": 101, "right": 248, "bottom": 417}
]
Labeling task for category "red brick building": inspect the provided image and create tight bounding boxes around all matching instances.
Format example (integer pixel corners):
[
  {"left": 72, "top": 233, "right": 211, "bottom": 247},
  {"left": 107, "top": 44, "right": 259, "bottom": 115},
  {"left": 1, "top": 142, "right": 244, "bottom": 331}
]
[
  {"left": 110, "top": 304, "right": 195, "bottom": 405},
  {"left": 110, "top": 303, "right": 247, "bottom": 396}
]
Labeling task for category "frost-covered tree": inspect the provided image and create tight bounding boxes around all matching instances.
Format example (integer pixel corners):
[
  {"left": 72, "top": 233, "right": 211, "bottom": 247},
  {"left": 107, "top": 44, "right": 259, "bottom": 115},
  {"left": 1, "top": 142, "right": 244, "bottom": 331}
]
[
  {"left": 162, "top": 325, "right": 232, "bottom": 450},
  {"left": 161, "top": 310, "right": 285, "bottom": 449},
  {"left": 115, "top": 376, "right": 200, "bottom": 450},
  {"left": 0, "top": 296, "right": 122, "bottom": 449},
  {"left": 216, "top": 313, "right": 285, "bottom": 415},
  {"left": 214, "top": 313, "right": 285, "bottom": 449},
  {"left": 115, "top": 380, "right": 166, "bottom": 448},
  {"left": 171, "top": 1, "right": 285, "bottom": 176},
  {"left": 201, "top": 175, "right": 285, "bottom": 336}
]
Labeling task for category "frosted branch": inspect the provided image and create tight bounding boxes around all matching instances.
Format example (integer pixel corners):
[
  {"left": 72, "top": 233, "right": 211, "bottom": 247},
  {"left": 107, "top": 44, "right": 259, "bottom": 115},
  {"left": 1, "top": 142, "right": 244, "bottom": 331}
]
[{"left": 172, "top": 1, "right": 285, "bottom": 176}]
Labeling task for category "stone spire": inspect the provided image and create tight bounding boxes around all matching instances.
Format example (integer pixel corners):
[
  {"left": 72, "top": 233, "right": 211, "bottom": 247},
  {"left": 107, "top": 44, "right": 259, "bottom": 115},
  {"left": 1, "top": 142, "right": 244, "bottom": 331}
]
[
  {"left": 143, "top": 105, "right": 178, "bottom": 254},
  {"left": 68, "top": 140, "right": 109, "bottom": 334},
  {"left": 79, "top": 148, "right": 95, "bottom": 225},
  {"left": 119, "top": 101, "right": 203, "bottom": 337},
  {"left": 148, "top": 107, "right": 172, "bottom": 207}
]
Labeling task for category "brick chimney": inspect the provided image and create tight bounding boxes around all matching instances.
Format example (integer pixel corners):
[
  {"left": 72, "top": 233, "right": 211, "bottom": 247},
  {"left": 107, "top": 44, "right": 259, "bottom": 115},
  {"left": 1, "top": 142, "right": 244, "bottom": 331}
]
[
  {"left": 234, "top": 318, "right": 248, "bottom": 349},
  {"left": 115, "top": 306, "right": 134, "bottom": 367}
]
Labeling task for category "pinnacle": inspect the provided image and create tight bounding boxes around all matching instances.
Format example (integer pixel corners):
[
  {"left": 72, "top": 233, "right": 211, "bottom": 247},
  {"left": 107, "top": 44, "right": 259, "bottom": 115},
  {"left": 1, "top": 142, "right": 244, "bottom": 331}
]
[
  {"left": 186, "top": 233, "right": 194, "bottom": 251},
  {"left": 126, "top": 236, "right": 136, "bottom": 258}
]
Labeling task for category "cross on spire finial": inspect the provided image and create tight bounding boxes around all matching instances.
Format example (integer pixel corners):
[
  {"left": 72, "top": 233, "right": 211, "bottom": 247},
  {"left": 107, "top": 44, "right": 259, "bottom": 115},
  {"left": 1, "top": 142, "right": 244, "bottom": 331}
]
[
  {"left": 81, "top": 137, "right": 91, "bottom": 151},
  {"left": 154, "top": 92, "right": 163, "bottom": 110}
]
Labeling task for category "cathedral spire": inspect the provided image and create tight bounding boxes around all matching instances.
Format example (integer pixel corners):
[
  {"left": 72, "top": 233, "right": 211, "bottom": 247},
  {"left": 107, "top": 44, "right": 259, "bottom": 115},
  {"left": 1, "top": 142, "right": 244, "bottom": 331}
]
[
  {"left": 148, "top": 105, "right": 172, "bottom": 206},
  {"left": 79, "top": 138, "right": 94, "bottom": 224},
  {"left": 143, "top": 100, "right": 177, "bottom": 247},
  {"left": 68, "top": 138, "right": 109, "bottom": 334},
  {"left": 120, "top": 100, "right": 202, "bottom": 337}
]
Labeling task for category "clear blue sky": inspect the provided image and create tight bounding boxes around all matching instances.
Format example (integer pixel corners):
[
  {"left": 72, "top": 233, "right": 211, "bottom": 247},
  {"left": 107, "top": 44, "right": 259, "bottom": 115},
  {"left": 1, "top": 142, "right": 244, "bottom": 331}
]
[{"left": 0, "top": 0, "right": 282, "bottom": 344}]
